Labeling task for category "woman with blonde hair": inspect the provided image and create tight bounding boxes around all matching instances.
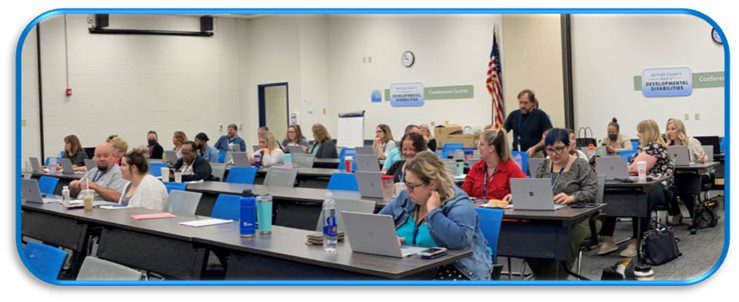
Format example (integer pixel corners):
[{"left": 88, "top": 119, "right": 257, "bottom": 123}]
[
  {"left": 309, "top": 123, "right": 338, "bottom": 159},
  {"left": 109, "top": 136, "right": 129, "bottom": 166},
  {"left": 665, "top": 118, "right": 707, "bottom": 163},
  {"left": 172, "top": 131, "right": 187, "bottom": 159},
  {"left": 378, "top": 151, "right": 492, "bottom": 280},
  {"left": 419, "top": 124, "right": 437, "bottom": 151},
  {"left": 665, "top": 118, "right": 707, "bottom": 225},
  {"left": 372, "top": 124, "right": 396, "bottom": 160},
  {"left": 254, "top": 129, "right": 284, "bottom": 167}
]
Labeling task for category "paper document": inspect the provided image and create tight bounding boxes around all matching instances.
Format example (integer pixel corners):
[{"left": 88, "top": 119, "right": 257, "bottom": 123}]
[{"left": 179, "top": 218, "right": 234, "bottom": 228}]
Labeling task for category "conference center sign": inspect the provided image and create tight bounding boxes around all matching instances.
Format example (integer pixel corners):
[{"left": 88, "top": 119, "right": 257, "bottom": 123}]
[
  {"left": 633, "top": 69, "right": 724, "bottom": 97},
  {"left": 383, "top": 84, "right": 474, "bottom": 106}
]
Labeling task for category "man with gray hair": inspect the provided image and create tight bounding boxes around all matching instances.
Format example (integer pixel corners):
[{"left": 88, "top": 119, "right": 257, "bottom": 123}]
[
  {"left": 69, "top": 142, "right": 128, "bottom": 202},
  {"left": 214, "top": 123, "right": 246, "bottom": 152}
]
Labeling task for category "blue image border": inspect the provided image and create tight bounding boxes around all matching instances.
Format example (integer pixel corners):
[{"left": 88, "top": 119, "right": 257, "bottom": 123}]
[{"left": 15, "top": 7, "right": 730, "bottom": 286}]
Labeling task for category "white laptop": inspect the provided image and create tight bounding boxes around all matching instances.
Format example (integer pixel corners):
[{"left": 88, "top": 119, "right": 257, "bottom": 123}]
[
  {"left": 355, "top": 146, "right": 375, "bottom": 155},
  {"left": 342, "top": 211, "right": 427, "bottom": 258},
  {"left": 527, "top": 157, "right": 546, "bottom": 176},
  {"left": 355, "top": 154, "right": 380, "bottom": 172},
  {"left": 252, "top": 145, "right": 262, "bottom": 153},
  {"left": 232, "top": 152, "right": 251, "bottom": 167},
  {"left": 510, "top": 178, "right": 565, "bottom": 211},
  {"left": 668, "top": 146, "right": 691, "bottom": 165},
  {"left": 595, "top": 156, "right": 630, "bottom": 180},
  {"left": 164, "top": 150, "right": 178, "bottom": 165},
  {"left": 84, "top": 159, "right": 96, "bottom": 172},
  {"left": 22, "top": 179, "right": 62, "bottom": 204},
  {"left": 287, "top": 145, "right": 306, "bottom": 154},
  {"left": 60, "top": 158, "right": 78, "bottom": 175},
  {"left": 703, "top": 145, "right": 714, "bottom": 163},
  {"left": 442, "top": 159, "right": 458, "bottom": 176},
  {"left": 356, "top": 171, "right": 383, "bottom": 198},
  {"left": 29, "top": 157, "right": 42, "bottom": 172},
  {"left": 292, "top": 153, "right": 315, "bottom": 168}
]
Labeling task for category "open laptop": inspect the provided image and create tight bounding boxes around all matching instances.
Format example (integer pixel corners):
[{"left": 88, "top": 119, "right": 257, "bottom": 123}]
[
  {"left": 84, "top": 159, "right": 96, "bottom": 172},
  {"left": 29, "top": 157, "right": 42, "bottom": 172},
  {"left": 694, "top": 136, "right": 721, "bottom": 156},
  {"left": 342, "top": 211, "right": 427, "bottom": 258},
  {"left": 442, "top": 159, "right": 458, "bottom": 176},
  {"left": 703, "top": 145, "right": 714, "bottom": 163},
  {"left": 595, "top": 156, "right": 630, "bottom": 180},
  {"left": 252, "top": 145, "right": 262, "bottom": 153},
  {"left": 668, "top": 146, "right": 691, "bottom": 165},
  {"left": 286, "top": 145, "right": 306, "bottom": 154},
  {"left": 510, "top": 178, "right": 565, "bottom": 210},
  {"left": 527, "top": 157, "right": 546, "bottom": 176},
  {"left": 232, "top": 152, "right": 251, "bottom": 167},
  {"left": 355, "top": 146, "right": 374, "bottom": 155},
  {"left": 21, "top": 179, "right": 62, "bottom": 204},
  {"left": 163, "top": 150, "right": 178, "bottom": 165},
  {"left": 356, "top": 171, "right": 383, "bottom": 198},
  {"left": 355, "top": 154, "right": 380, "bottom": 172},
  {"left": 60, "top": 158, "right": 79, "bottom": 175},
  {"left": 292, "top": 153, "right": 315, "bottom": 168}
]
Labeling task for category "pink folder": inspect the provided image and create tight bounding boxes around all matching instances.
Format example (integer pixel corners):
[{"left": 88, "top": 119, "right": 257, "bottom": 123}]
[{"left": 130, "top": 213, "right": 176, "bottom": 220}]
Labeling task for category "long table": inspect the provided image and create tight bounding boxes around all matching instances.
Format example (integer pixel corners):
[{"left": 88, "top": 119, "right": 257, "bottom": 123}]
[{"left": 21, "top": 202, "right": 470, "bottom": 280}]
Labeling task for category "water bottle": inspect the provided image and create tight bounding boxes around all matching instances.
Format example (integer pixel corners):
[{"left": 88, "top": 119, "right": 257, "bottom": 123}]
[
  {"left": 253, "top": 153, "right": 262, "bottom": 169},
  {"left": 283, "top": 153, "right": 293, "bottom": 169},
  {"left": 322, "top": 192, "right": 338, "bottom": 253},
  {"left": 61, "top": 186, "right": 70, "bottom": 205},
  {"left": 239, "top": 190, "right": 256, "bottom": 238}
]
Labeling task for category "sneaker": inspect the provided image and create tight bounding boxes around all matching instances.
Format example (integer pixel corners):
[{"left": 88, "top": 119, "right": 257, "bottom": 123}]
[
  {"left": 620, "top": 242, "right": 638, "bottom": 258},
  {"left": 598, "top": 242, "right": 618, "bottom": 255}
]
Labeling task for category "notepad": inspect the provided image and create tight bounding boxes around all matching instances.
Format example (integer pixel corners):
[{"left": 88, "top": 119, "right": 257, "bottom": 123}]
[
  {"left": 179, "top": 218, "right": 233, "bottom": 228},
  {"left": 131, "top": 213, "right": 176, "bottom": 220},
  {"left": 100, "top": 205, "right": 130, "bottom": 210}
]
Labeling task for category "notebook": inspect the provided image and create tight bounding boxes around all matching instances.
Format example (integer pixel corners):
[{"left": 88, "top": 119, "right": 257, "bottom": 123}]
[
  {"left": 131, "top": 213, "right": 176, "bottom": 220},
  {"left": 179, "top": 218, "right": 233, "bottom": 227}
]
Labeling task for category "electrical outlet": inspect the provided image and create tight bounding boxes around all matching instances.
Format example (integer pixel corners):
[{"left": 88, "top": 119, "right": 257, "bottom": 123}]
[
  {"left": 323, "top": 108, "right": 327, "bottom": 115},
  {"left": 22, "top": 119, "right": 26, "bottom": 127},
  {"left": 684, "top": 113, "right": 690, "bottom": 120},
  {"left": 368, "top": 57, "right": 372, "bottom": 63},
  {"left": 695, "top": 113, "right": 700, "bottom": 120}
]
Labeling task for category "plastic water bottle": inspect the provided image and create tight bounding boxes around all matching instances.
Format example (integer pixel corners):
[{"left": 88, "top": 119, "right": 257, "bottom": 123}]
[
  {"left": 283, "top": 153, "right": 293, "bottom": 169},
  {"left": 322, "top": 192, "right": 338, "bottom": 253},
  {"left": 587, "top": 144, "right": 596, "bottom": 159},
  {"left": 253, "top": 153, "right": 262, "bottom": 169},
  {"left": 61, "top": 186, "right": 70, "bottom": 205},
  {"left": 240, "top": 190, "right": 256, "bottom": 238}
]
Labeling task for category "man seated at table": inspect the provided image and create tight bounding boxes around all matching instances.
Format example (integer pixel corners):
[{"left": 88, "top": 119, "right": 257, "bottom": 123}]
[
  {"left": 214, "top": 123, "right": 246, "bottom": 152},
  {"left": 69, "top": 142, "right": 129, "bottom": 202},
  {"left": 174, "top": 141, "right": 213, "bottom": 181}
]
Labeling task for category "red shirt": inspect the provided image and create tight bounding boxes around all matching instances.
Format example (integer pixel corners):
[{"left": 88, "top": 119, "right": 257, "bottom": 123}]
[{"left": 461, "top": 159, "right": 526, "bottom": 200}]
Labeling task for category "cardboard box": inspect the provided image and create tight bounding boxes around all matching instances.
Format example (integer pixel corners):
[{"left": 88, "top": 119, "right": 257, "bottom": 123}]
[
  {"left": 434, "top": 124, "right": 463, "bottom": 138},
  {"left": 437, "top": 133, "right": 479, "bottom": 149}
]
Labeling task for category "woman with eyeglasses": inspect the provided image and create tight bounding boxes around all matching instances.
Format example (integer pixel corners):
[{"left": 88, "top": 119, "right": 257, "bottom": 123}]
[
  {"left": 461, "top": 129, "right": 525, "bottom": 202},
  {"left": 528, "top": 128, "right": 598, "bottom": 280},
  {"left": 378, "top": 151, "right": 492, "bottom": 280}
]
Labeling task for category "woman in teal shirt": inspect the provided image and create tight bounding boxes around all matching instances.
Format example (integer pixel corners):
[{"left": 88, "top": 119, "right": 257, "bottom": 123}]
[{"left": 378, "top": 151, "right": 492, "bottom": 280}]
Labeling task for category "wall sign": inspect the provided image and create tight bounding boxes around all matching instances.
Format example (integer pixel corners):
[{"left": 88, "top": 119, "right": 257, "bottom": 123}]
[
  {"left": 633, "top": 71, "right": 724, "bottom": 91},
  {"left": 370, "top": 89, "right": 382, "bottom": 103},
  {"left": 640, "top": 67, "right": 693, "bottom": 98},
  {"left": 381, "top": 85, "right": 474, "bottom": 103},
  {"left": 389, "top": 82, "right": 425, "bottom": 107}
]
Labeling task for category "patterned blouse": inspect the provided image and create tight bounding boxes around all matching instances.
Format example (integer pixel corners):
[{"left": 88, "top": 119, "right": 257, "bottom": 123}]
[{"left": 631, "top": 142, "right": 674, "bottom": 186}]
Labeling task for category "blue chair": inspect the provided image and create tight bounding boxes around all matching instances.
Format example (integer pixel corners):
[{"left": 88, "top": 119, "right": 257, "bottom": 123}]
[
  {"left": 162, "top": 181, "right": 187, "bottom": 193},
  {"left": 38, "top": 176, "right": 60, "bottom": 195},
  {"left": 327, "top": 172, "right": 359, "bottom": 191},
  {"left": 218, "top": 152, "right": 227, "bottom": 164},
  {"left": 475, "top": 208, "right": 504, "bottom": 262},
  {"left": 441, "top": 143, "right": 464, "bottom": 158},
  {"left": 211, "top": 194, "right": 241, "bottom": 221},
  {"left": 510, "top": 151, "right": 528, "bottom": 175},
  {"left": 45, "top": 157, "right": 61, "bottom": 166},
  {"left": 630, "top": 139, "right": 640, "bottom": 151},
  {"left": 23, "top": 241, "right": 68, "bottom": 281},
  {"left": 226, "top": 166, "right": 257, "bottom": 184},
  {"left": 720, "top": 136, "right": 726, "bottom": 154},
  {"left": 149, "top": 163, "right": 168, "bottom": 178},
  {"left": 434, "top": 151, "right": 444, "bottom": 158},
  {"left": 337, "top": 148, "right": 358, "bottom": 171}
]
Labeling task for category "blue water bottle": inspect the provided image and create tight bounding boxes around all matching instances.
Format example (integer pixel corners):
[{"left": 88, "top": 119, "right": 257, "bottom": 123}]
[{"left": 240, "top": 190, "right": 256, "bottom": 238}]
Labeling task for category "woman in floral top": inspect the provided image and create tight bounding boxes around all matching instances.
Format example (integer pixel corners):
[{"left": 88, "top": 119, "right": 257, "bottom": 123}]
[{"left": 597, "top": 119, "right": 673, "bottom": 257}]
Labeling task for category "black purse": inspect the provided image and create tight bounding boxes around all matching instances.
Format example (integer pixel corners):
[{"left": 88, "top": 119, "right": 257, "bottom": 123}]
[
  {"left": 640, "top": 221, "right": 682, "bottom": 265},
  {"left": 576, "top": 127, "right": 597, "bottom": 148}
]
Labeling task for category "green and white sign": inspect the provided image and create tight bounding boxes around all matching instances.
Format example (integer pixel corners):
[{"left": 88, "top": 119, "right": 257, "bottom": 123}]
[
  {"left": 633, "top": 71, "right": 724, "bottom": 91},
  {"left": 382, "top": 85, "right": 474, "bottom": 103}
]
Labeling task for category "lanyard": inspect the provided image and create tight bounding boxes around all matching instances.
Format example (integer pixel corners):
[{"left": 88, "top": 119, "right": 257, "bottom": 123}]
[
  {"left": 412, "top": 207, "right": 427, "bottom": 245},
  {"left": 482, "top": 162, "right": 498, "bottom": 198},
  {"left": 549, "top": 156, "right": 570, "bottom": 191},
  {"left": 92, "top": 169, "right": 106, "bottom": 182},
  {"left": 517, "top": 111, "right": 532, "bottom": 151}
]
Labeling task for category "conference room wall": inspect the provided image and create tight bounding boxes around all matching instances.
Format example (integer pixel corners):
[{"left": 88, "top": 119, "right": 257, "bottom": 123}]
[
  {"left": 571, "top": 14, "right": 725, "bottom": 140},
  {"left": 21, "top": 27, "right": 42, "bottom": 163},
  {"left": 26, "top": 14, "right": 242, "bottom": 159}
]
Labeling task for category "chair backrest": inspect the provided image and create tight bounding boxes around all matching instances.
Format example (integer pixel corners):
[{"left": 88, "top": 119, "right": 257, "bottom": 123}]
[
  {"left": 38, "top": 176, "right": 60, "bottom": 195},
  {"left": 510, "top": 151, "right": 528, "bottom": 175},
  {"left": 226, "top": 166, "right": 257, "bottom": 184},
  {"left": 211, "top": 194, "right": 241, "bottom": 220},
  {"left": 263, "top": 168, "right": 298, "bottom": 187},
  {"left": 292, "top": 153, "right": 316, "bottom": 168},
  {"left": 441, "top": 142, "right": 464, "bottom": 158},
  {"left": 327, "top": 172, "right": 359, "bottom": 191},
  {"left": 149, "top": 163, "right": 168, "bottom": 178},
  {"left": 630, "top": 139, "right": 640, "bottom": 151},
  {"left": 337, "top": 148, "right": 358, "bottom": 171},
  {"left": 218, "top": 152, "right": 227, "bottom": 164},
  {"left": 23, "top": 241, "right": 68, "bottom": 281},
  {"left": 596, "top": 174, "right": 606, "bottom": 204},
  {"left": 211, "top": 163, "right": 227, "bottom": 181},
  {"left": 165, "top": 190, "right": 202, "bottom": 216},
  {"left": 162, "top": 181, "right": 188, "bottom": 193},
  {"left": 475, "top": 208, "right": 504, "bottom": 262},
  {"left": 315, "top": 198, "right": 377, "bottom": 232},
  {"left": 76, "top": 256, "right": 143, "bottom": 280}
]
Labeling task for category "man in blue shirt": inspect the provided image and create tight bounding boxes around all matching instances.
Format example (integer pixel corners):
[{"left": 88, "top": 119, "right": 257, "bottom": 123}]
[
  {"left": 214, "top": 124, "right": 246, "bottom": 152},
  {"left": 194, "top": 132, "right": 220, "bottom": 163}
]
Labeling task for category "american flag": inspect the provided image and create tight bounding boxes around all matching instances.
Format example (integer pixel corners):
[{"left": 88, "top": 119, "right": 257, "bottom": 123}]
[{"left": 486, "top": 27, "right": 505, "bottom": 130}]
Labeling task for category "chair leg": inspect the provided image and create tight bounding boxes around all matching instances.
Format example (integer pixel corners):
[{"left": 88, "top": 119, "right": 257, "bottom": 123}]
[
  {"left": 576, "top": 250, "right": 583, "bottom": 275},
  {"left": 521, "top": 260, "right": 527, "bottom": 280},
  {"left": 507, "top": 257, "right": 513, "bottom": 280}
]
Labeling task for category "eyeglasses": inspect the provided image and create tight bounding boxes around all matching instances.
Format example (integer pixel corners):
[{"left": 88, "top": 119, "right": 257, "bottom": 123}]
[
  {"left": 404, "top": 181, "right": 426, "bottom": 193},
  {"left": 545, "top": 146, "right": 567, "bottom": 154}
]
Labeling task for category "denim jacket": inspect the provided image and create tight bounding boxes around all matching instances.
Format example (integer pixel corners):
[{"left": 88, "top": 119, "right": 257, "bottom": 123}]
[{"left": 378, "top": 187, "right": 492, "bottom": 280}]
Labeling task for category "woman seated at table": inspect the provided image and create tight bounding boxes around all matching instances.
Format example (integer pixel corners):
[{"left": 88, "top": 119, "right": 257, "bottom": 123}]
[
  {"left": 253, "top": 129, "right": 284, "bottom": 167},
  {"left": 599, "top": 117, "right": 632, "bottom": 155},
  {"left": 109, "top": 136, "right": 128, "bottom": 166},
  {"left": 378, "top": 151, "right": 492, "bottom": 280},
  {"left": 598, "top": 119, "right": 673, "bottom": 257},
  {"left": 310, "top": 123, "right": 338, "bottom": 159},
  {"left": 565, "top": 129, "right": 589, "bottom": 160},
  {"left": 664, "top": 117, "right": 706, "bottom": 225},
  {"left": 386, "top": 132, "right": 426, "bottom": 183},
  {"left": 282, "top": 124, "right": 309, "bottom": 153},
  {"left": 372, "top": 124, "right": 396, "bottom": 160},
  {"left": 119, "top": 149, "right": 169, "bottom": 211},
  {"left": 419, "top": 124, "right": 437, "bottom": 151},
  {"left": 172, "top": 131, "right": 187, "bottom": 159},
  {"left": 529, "top": 128, "right": 598, "bottom": 280},
  {"left": 56, "top": 135, "right": 88, "bottom": 172},
  {"left": 461, "top": 129, "right": 525, "bottom": 201}
]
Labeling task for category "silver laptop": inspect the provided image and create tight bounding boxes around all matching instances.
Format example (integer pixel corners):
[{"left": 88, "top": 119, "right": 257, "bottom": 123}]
[
  {"left": 164, "top": 150, "right": 178, "bottom": 165},
  {"left": 442, "top": 159, "right": 458, "bottom": 176},
  {"left": 596, "top": 146, "right": 607, "bottom": 157},
  {"left": 668, "top": 146, "right": 691, "bottom": 165},
  {"left": 356, "top": 171, "right": 383, "bottom": 198},
  {"left": 22, "top": 179, "right": 61, "bottom": 204},
  {"left": 232, "top": 152, "right": 251, "bottom": 167},
  {"left": 292, "top": 153, "right": 315, "bottom": 168},
  {"left": 287, "top": 145, "right": 306, "bottom": 154},
  {"left": 60, "top": 158, "right": 76, "bottom": 175},
  {"left": 703, "top": 145, "right": 714, "bottom": 163},
  {"left": 84, "top": 159, "right": 96, "bottom": 172},
  {"left": 252, "top": 145, "right": 262, "bottom": 153},
  {"left": 355, "top": 154, "right": 380, "bottom": 172},
  {"left": 595, "top": 156, "right": 630, "bottom": 180},
  {"left": 528, "top": 157, "right": 546, "bottom": 176},
  {"left": 355, "top": 146, "right": 375, "bottom": 155},
  {"left": 510, "top": 178, "right": 565, "bottom": 211},
  {"left": 29, "top": 157, "right": 42, "bottom": 172},
  {"left": 342, "top": 211, "right": 427, "bottom": 258}
]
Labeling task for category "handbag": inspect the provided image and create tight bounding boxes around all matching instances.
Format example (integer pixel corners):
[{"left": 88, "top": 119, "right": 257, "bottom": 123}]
[
  {"left": 576, "top": 127, "right": 597, "bottom": 148},
  {"left": 640, "top": 221, "right": 682, "bottom": 265}
]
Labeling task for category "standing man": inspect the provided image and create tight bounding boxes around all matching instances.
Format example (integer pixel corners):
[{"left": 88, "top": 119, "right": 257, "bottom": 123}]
[
  {"left": 69, "top": 142, "right": 129, "bottom": 202},
  {"left": 214, "top": 123, "right": 246, "bottom": 152},
  {"left": 147, "top": 130, "right": 164, "bottom": 159},
  {"left": 503, "top": 89, "right": 553, "bottom": 157}
]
